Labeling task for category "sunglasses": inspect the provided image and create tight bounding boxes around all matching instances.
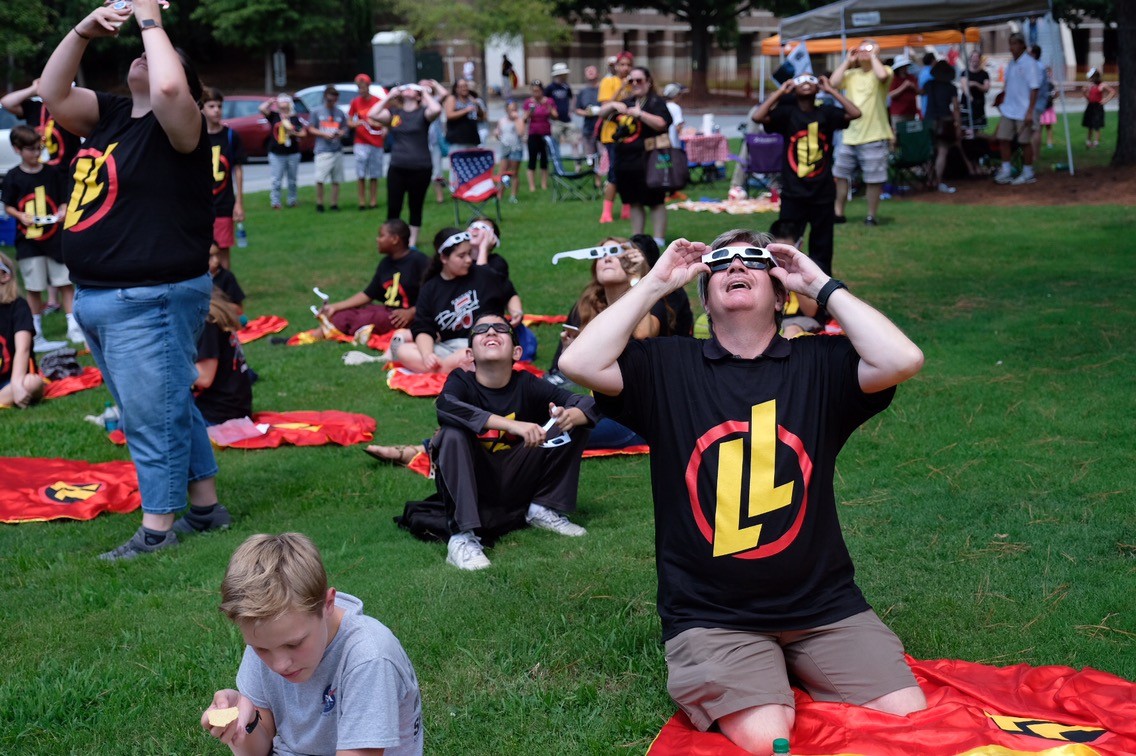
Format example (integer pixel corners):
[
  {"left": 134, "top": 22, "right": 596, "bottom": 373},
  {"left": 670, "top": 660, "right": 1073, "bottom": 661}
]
[
  {"left": 793, "top": 75, "right": 819, "bottom": 86},
  {"left": 470, "top": 322, "right": 513, "bottom": 336},
  {"left": 627, "top": 77, "right": 647, "bottom": 84},
  {"left": 701, "top": 246, "right": 777, "bottom": 273},
  {"left": 551, "top": 245, "right": 624, "bottom": 265}
]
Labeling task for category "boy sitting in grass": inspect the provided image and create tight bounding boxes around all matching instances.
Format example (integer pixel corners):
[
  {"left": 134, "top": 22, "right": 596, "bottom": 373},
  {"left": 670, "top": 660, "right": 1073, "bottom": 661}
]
[
  {"left": 201, "top": 532, "right": 423, "bottom": 755},
  {"left": 434, "top": 312, "right": 597, "bottom": 570}
]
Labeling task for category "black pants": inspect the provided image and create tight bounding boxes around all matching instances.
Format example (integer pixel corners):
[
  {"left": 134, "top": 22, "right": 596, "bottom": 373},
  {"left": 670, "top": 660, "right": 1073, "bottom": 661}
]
[
  {"left": 431, "top": 424, "right": 590, "bottom": 535},
  {"left": 778, "top": 195, "right": 836, "bottom": 276},
  {"left": 527, "top": 134, "right": 549, "bottom": 170},
  {"left": 386, "top": 166, "right": 432, "bottom": 227}
]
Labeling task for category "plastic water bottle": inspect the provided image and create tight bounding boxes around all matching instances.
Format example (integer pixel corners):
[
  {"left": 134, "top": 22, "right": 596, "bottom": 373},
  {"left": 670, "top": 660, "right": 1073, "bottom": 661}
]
[
  {"left": 103, "top": 402, "right": 121, "bottom": 432},
  {"left": 235, "top": 222, "right": 248, "bottom": 249},
  {"left": 773, "top": 738, "right": 791, "bottom": 754}
]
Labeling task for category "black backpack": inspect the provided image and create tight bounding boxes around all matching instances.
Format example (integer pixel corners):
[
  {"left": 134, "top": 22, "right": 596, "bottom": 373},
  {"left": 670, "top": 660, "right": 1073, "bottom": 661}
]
[
  {"left": 393, "top": 494, "right": 449, "bottom": 542},
  {"left": 39, "top": 348, "right": 82, "bottom": 381}
]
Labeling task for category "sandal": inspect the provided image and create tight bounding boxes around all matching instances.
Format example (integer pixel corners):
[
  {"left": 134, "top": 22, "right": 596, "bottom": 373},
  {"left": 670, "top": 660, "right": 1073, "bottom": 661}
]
[{"left": 363, "top": 444, "right": 422, "bottom": 466}]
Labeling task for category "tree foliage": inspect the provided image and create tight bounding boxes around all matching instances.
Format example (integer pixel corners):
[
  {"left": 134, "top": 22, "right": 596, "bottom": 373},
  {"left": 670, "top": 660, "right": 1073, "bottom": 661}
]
[{"left": 395, "top": 0, "right": 572, "bottom": 47}]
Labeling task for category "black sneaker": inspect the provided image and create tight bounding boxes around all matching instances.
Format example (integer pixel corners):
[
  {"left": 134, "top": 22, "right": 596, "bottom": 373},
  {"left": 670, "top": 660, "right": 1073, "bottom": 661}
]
[
  {"left": 834, "top": 215, "right": 847, "bottom": 224},
  {"left": 864, "top": 216, "right": 879, "bottom": 226},
  {"left": 172, "top": 504, "right": 233, "bottom": 535},
  {"left": 316, "top": 204, "right": 325, "bottom": 213},
  {"left": 99, "top": 527, "right": 178, "bottom": 561}
]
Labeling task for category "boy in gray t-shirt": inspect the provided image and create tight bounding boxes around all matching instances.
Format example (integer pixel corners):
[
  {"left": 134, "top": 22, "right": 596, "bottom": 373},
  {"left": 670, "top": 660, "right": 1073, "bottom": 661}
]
[{"left": 201, "top": 533, "right": 423, "bottom": 755}]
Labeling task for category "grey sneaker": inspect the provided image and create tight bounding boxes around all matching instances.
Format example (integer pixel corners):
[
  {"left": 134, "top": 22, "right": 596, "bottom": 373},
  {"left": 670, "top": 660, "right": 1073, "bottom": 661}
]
[
  {"left": 99, "top": 527, "right": 178, "bottom": 561},
  {"left": 526, "top": 503, "right": 587, "bottom": 537},
  {"left": 172, "top": 504, "right": 232, "bottom": 535},
  {"left": 446, "top": 532, "right": 491, "bottom": 570}
]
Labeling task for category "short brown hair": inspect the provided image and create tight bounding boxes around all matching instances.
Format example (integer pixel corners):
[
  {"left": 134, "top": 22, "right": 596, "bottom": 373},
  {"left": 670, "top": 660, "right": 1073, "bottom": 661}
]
[
  {"left": 9, "top": 124, "right": 40, "bottom": 150},
  {"left": 201, "top": 86, "right": 224, "bottom": 104},
  {"left": 220, "top": 533, "right": 328, "bottom": 624}
]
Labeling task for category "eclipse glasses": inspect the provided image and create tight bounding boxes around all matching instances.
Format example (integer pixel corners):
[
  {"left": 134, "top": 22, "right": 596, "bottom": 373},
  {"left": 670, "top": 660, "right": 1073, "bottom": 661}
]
[
  {"left": 792, "top": 74, "right": 819, "bottom": 87},
  {"left": 700, "top": 246, "right": 777, "bottom": 273},
  {"left": 551, "top": 245, "right": 624, "bottom": 265}
]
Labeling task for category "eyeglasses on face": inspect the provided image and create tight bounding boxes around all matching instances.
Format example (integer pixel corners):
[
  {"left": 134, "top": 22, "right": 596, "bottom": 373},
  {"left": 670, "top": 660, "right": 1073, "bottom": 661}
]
[
  {"left": 627, "top": 77, "right": 647, "bottom": 84},
  {"left": 471, "top": 322, "right": 513, "bottom": 336},
  {"left": 701, "top": 246, "right": 777, "bottom": 273}
]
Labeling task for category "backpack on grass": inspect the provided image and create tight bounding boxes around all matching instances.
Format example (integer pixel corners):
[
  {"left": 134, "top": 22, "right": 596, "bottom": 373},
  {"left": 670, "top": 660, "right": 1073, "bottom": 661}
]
[{"left": 394, "top": 494, "right": 449, "bottom": 542}]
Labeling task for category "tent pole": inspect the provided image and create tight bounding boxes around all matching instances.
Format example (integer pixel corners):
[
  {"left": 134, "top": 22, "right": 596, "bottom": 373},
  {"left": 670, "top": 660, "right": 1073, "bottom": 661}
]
[
  {"left": 1049, "top": 5, "right": 1075, "bottom": 175},
  {"left": 961, "top": 27, "right": 975, "bottom": 134}
]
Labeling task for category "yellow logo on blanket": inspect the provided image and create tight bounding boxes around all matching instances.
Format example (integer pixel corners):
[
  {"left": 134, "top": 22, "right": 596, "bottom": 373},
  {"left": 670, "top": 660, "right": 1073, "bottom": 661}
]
[
  {"left": 43, "top": 481, "right": 102, "bottom": 505},
  {"left": 986, "top": 713, "right": 1106, "bottom": 743},
  {"left": 273, "top": 423, "right": 323, "bottom": 432}
]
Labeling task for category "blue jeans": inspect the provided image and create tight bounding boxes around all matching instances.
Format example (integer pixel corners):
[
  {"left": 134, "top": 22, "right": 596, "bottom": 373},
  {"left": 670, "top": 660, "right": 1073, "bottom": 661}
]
[
  {"left": 74, "top": 274, "right": 218, "bottom": 515},
  {"left": 586, "top": 418, "right": 645, "bottom": 450},
  {"left": 268, "top": 152, "right": 300, "bottom": 207}
]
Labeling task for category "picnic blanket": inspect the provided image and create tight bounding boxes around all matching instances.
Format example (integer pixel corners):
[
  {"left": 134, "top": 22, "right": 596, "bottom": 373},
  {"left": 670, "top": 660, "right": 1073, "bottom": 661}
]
[
  {"left": 386, "top": 362, "right": 545, "bottom": 398},
  {"left": 401, "top": 443, "right": 648, "bottom": 479},
  {"left": 109, "top": 410, "right": 375, "bottom": 449},
  {"left": 667, "top": 196, "right": 780, "bottom": 214},
  {"left": 42, "top": 366, "right": 103, "bottom": 400},
  {"left": 648, "top": 656, "right": 1136, "bottom": 756},
  {"left": 237, "top": 315, "right": 289, "bottom": 344},
  {"left": 0, "top": 457, "right": 140, "bottom": 523}
]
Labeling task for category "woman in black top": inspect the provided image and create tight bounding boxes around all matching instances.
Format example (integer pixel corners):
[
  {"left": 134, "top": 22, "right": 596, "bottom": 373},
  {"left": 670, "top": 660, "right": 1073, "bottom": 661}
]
[
  {"left": 443, "top": 79, "right": 485, "bottom": 152},
  {"left": 960, "top": 51, "right": 991, "bottom": 133},
  {"left": 923, "top": 61, "right": 963, "bottom": 194},
  {"left": 597, "top": 66, "right": 672, "bottom": 241},
  {"left": 370, "top": 80, "right": 445, "bottom": 249},
  {"left": 40, "top": 0, "right": 226, "bottom": 559}
]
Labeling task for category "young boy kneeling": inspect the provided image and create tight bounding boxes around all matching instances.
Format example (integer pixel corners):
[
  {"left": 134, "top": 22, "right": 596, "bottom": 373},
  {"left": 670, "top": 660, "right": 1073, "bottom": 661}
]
[{"left": 202, "top": 532, "right": 423, "bottom": 755}]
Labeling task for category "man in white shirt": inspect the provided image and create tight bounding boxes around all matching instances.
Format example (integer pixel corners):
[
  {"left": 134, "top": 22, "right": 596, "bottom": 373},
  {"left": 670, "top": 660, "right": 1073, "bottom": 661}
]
[
  {"left": 662, "top": 83, "right": 686, "bottom": 146},
  {"left": 993, "top": 33, "right": 1041, "bottom": 185}
]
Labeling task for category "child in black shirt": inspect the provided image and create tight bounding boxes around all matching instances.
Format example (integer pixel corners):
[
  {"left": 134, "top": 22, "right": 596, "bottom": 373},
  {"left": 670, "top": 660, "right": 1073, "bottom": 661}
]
[
  {"left": 193, "top": 289, "right": 252, "bottom": 424},
  {"left": 0, "top": 252, "right": 44, "bottom": 408}
]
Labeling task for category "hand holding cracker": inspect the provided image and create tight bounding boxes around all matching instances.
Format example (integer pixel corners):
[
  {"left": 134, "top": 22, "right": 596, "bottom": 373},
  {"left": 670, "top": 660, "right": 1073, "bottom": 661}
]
[{"left": 202, "top": 689, "right": 259, "bottom": 745}]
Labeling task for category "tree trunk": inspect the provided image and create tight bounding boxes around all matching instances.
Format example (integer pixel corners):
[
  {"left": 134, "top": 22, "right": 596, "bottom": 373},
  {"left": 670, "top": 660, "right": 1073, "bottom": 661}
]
[
  {"left": 689, "top": 20, "right": 711, "bottom": 98},
  {"left": 264, "top": 49, "right": 273, "bottom": 94},
  {"left": 1111, "top": 1, "right": 1135, "bottom": 166}
]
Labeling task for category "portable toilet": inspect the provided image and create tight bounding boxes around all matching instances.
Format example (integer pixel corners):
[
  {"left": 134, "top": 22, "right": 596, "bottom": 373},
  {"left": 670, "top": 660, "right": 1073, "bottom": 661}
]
[{"left": 372, "top": 31, "right": 417, "bottom": 88}]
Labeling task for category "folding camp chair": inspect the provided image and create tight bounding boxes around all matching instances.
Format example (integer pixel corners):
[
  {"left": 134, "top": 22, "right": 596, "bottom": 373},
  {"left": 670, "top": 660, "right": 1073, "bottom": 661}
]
[
  {"left": 889, "top": 120, "right": 934, "bottom": 190},
  {"left": 449, "top": 148, "right": 502, "bottom": 223},
  {"left": 545, "top": 136, "right": 598, "bottom": 201},
  {"left": 741, "top": 132, "right": 785, "bottom": 196}
]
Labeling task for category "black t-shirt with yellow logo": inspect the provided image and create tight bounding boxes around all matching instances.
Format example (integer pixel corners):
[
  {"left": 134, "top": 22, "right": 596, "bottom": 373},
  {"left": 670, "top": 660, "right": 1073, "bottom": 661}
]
[
  {"left": 362, "top": 249, "right": 429, "bottom": 308},
  {"left": 612, "top": 93, "right": 672, "bottom": 172},
  {"left": 207, "top": 127, "right": 247, "bottom": 217},
  {"left": 595, "top": 334, "right": 894, "bottom": 641},
  {"left": 765, "top": 103, "right": 847, "bottom": 202},
  {"left": 63, "top": 93, "right": 211, "bottom": 288},
  {"left": 1, "top": 164, "right": 69, "bottom": 262},
  {"left": 21, "top": 99, "right": 82, "bottom": 170},
  {"left": 265, "top": 111, "right": 305, "bottom": 156}
]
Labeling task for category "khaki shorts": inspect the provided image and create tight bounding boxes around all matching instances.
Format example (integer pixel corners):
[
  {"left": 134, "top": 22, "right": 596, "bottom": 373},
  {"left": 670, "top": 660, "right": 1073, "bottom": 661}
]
[
  {"left": 434, "top": 337, "right": 470, "bottom": 357},
  {"left": 664, "top": 610, "right": 917, "bottom": 731},
  {"left": 19, "top": 256, "right": 71, "bottom": 291},
  {"left": 314, "top": 151, "right": 344, "bottom": 183},
  {"left": 994, "top": 117, "right": 1036, "bottom": 144},
  {"left": 833, "top": 139, "right": 891, "bottom": 184}
]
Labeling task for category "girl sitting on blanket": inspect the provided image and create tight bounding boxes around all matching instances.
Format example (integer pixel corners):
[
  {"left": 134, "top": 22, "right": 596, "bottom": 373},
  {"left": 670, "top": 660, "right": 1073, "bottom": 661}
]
[
  {"left": 392, "top": 226, "right": 522, "bottom": 374},
  {"left": 0, "top": 252, "right": 45, "bottom": 409},
  {"left": 192, "top": 289, "right": 253, "bottom": 425}
]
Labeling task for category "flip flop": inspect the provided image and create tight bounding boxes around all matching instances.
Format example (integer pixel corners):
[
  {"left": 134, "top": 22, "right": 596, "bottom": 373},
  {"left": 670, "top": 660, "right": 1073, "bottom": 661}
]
[{"left": 363, "top": 444, "right": 421, "bottom": 466}]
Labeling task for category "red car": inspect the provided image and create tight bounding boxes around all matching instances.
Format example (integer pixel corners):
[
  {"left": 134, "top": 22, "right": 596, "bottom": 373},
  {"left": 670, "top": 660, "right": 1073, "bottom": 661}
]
[{"left": 221, "top": 95, "right": 316, "bottom": 159}]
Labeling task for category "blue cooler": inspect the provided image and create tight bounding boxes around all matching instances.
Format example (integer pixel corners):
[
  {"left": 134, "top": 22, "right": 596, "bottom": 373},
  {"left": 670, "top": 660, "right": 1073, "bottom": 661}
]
[{"left": 0, "top": 213, "right": 16, "bottom": 247}]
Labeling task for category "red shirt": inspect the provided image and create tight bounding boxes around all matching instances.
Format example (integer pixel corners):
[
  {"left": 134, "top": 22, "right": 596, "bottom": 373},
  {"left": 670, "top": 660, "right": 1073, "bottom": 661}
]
[
  {"left": 349, "top": 93, "right": 385, "bottom": 147},
  {"left": 888, "top": 73, "right": 919, "bottom": 118}
]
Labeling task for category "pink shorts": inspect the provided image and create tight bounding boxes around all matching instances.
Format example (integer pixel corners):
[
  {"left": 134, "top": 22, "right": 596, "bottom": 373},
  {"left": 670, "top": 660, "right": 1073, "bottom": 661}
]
[
  {"left": 213, "top": 216, "right": 235, "bottom": 249},
  {"left": 1040, "top": 108, "right": 1056, "bottom": 126}
]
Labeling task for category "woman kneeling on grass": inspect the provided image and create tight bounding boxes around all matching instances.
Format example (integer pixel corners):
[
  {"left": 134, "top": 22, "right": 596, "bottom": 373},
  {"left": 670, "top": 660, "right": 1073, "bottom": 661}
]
[
  {"left": 193, "top": 289, "right": 253, "bottom": 425},
  {"left": 0, "top": 252, "right": 45, "bottom": 409}
]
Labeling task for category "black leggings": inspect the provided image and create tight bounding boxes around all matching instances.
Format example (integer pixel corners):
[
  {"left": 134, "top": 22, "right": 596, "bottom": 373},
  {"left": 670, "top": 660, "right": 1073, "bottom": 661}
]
[
  {"left": 527, "top": 134, "right": 549, "bottom": 170},
  {"left": 386, "top": 167, "right": 432, "bottom": 227}
]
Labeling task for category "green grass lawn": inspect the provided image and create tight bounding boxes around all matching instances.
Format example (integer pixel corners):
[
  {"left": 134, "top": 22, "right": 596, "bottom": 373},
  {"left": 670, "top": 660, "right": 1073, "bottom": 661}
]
[{"left": 2, "top": 114, "right": 1134, "bottom": 753}]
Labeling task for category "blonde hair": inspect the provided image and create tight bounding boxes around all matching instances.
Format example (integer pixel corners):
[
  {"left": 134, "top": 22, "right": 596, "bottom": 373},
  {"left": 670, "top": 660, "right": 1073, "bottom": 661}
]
[
  {"left": 220, "top": 533, "right": 328, "bottom": 624},
  {"left": 0, "top": 252, "right": 19, "bottom": 304},
  {"left": 207, "top": 288, "right": 242, "bottom": 333}
]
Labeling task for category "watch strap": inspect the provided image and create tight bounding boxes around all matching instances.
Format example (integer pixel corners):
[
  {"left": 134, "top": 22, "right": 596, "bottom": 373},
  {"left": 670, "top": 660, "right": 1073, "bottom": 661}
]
[
  {"left": 139, "top": 18, "right": 161, "bottom": 30},
  {"left": 815, "top": 278, "right": 848, "bottom": 308}
]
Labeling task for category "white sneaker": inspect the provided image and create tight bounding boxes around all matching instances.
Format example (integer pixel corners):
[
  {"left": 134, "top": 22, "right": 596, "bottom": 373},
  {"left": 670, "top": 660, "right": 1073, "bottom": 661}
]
[
  {"left": 993, "top": 166, "right": 1013, "bottom": 184},
  {"left": 526, "top": 503, "right": 587, "bottom": 537},
  {"left": 67, "top": 325, "right": 87, "bottom": 346},
  {"left": 446, "top": 532, "right": 491, "bottom": 570},
  {"left": 33, "top": 335, "right": 68, "bottom": 353},
  {"left": 937, "top": 183, "right": 957, "bottom": 194},
  {"left": 1010, "top": 169, "right": 1037, "bottom": 185}
]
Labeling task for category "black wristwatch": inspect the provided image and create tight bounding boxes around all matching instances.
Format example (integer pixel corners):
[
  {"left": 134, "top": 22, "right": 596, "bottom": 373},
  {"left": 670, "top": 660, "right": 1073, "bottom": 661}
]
[
  {"left": 245, "top": 709, "right": 261, "bottom": 734},
  {"left": 815, "top": 278, "right": 848, "bottom": 308},
  {"left": 139, "top": 18, "right": 161, "bottom": 31}
]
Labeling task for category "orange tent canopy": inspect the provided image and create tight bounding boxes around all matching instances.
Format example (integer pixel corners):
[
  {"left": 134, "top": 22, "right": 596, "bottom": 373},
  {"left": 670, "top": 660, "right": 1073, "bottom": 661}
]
[{"left": 761, "top": 28, "right": 980, "bottom": 56}]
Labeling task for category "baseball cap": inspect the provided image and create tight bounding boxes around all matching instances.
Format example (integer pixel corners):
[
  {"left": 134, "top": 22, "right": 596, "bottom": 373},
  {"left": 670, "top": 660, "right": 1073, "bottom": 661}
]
[
  {"left": 355, "top": 73, "right": 372, "bottom": 85},
  {"left": 662, "top": 83, "right": 687, "bottom": 98},
  {"left": 892, "top": 54, "right": 912, "bottom": 70},
  {"left": 551, "top": 62, "right": 570, "bottom": 76}
]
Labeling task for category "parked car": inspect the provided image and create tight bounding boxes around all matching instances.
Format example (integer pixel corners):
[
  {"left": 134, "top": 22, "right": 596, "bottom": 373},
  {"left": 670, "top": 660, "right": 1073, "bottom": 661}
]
[
  {"left": 0, "top": 107, "right": 26, "bottom": 177},
  {"left": 221, "top": 95, "right": 316, "bottom": 160},
  {"left": 295, "top": 83, "right": 387, "bottom": 148}
]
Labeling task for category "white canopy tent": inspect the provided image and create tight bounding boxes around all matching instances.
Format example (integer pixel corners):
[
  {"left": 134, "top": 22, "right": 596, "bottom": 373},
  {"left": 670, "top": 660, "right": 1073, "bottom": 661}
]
[{"left": 776, "top": 0, "right": 1075, "bottom": 174}]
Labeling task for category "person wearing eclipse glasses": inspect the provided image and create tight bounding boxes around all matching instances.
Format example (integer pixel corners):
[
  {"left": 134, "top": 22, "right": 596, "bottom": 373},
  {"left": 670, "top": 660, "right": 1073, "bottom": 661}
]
[
  {"left": 753, "top": 73, "right": 860, "bottom": 277},
  {"left": 830, "top": 41, "right": 894, "bottom": 226},
  {"left": 559, "top": 231, "right": 925, "bottom": 754}
]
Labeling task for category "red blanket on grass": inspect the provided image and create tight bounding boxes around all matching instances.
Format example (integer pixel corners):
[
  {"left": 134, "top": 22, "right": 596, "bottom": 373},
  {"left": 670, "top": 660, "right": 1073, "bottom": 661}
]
[
  {"left": 386, "top": 362, "right": 545, "bottom": 398},
  {"left": 648, "top": 656, "right": 1136, "bottom": 756},
  {"left": 402, "top": 444, "right": 649, "bottom": 478},
  {"left": 43, "top": 366, "right": 103, "bottom": 399},
  {"left": 0, "top": 457, "right": 140, "bottom": 523},
  {"left": 237, "top": 315, "right": 289, "bottom": 344},
  {"left": 109, "top": 411, "right": 375, "bottom": 449}
]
